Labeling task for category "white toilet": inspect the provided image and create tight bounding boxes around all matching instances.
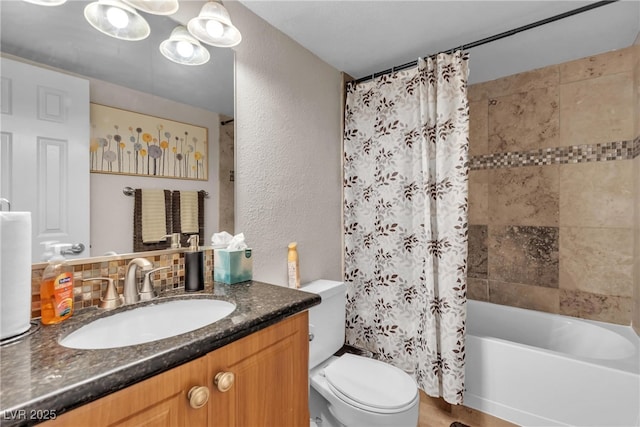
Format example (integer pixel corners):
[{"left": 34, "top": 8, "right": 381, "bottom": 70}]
[{"left": 303, "top": 280, "right": 420, "bottom": 427}]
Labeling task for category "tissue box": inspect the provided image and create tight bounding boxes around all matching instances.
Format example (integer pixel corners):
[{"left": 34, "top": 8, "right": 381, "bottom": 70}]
[{"left": 213, "top": 248, "right": 253, "bottom": 284}]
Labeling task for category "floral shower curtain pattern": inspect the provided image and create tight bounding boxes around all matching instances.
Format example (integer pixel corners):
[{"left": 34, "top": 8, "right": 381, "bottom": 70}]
[{"left": 343, "top": 51, "right": 469, "bottom": 404}]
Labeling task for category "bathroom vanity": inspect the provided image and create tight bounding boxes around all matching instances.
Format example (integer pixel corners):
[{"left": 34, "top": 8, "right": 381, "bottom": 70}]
[{"left": 0, "top": 281, "right": 319, "bottom": 427}]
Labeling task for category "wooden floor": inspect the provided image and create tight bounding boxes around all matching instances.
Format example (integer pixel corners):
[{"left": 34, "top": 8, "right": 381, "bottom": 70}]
[{"left": 418, "top": 391, "right": 518, "bottom": 427}]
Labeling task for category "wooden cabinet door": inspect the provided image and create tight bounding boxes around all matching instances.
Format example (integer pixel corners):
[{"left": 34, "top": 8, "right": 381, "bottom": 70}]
[
  {"left": 41, "top": 356, "right": 209, "bottom": 427},
  {"left": 40, "top": 313, "right": 309, "bottom": 427},
  {"left": 208, "top": 312, "right": 309, "bottom": 427}
]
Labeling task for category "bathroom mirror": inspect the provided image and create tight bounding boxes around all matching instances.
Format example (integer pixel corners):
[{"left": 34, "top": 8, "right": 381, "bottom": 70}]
[{"left": 0, "top": 0, "right": 234, "bottom": 261}]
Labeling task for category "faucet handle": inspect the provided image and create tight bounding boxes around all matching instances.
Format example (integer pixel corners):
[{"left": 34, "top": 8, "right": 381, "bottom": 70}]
[
  {"left": 83, "top": 277, "right": 123, "bottom": 309},
  {"left": 140, "top": 266, "right": 170, "bottom": 301}
]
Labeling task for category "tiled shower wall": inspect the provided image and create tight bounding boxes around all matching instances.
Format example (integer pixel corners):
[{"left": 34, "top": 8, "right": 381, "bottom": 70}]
[
  {"left": 633, "top": 36, "right": 640, "bottom": 334},
  {"left": 219, "top": 114, "right": 235, "bottom": 234},
  {"left": 467, "top": 45, "right": 639, "bottom": 326}
]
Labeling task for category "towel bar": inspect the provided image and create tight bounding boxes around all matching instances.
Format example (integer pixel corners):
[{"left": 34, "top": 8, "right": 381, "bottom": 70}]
[{"left": 123, "top": 187, "right": 208, "bottom": 198}]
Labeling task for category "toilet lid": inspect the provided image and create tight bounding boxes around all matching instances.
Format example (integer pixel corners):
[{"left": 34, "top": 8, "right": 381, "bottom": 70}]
[{"left": 323, "top": 354, "right": 418, "bottom": 413}]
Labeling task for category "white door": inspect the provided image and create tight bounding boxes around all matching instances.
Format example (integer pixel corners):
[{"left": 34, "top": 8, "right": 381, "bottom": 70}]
[{"left": 0, "top": 57, "right": 90, "bottom": 262}]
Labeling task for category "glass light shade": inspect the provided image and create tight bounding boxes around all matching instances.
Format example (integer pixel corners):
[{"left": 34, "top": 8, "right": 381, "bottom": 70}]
[
  {"left": 121, "top": 0, "right": 179, "bottom": 16},
  {"left": 84, "top": 0, "right": 150, "bottom": 41},
  {"left": 160, "top": 26, "right": 210, "bottom": 66},
  {"left": 187, "top": 1, "right": 242, "bottom": 48},
  {"left": 22, "top": 0, "right": 67, "bottom": 5}
]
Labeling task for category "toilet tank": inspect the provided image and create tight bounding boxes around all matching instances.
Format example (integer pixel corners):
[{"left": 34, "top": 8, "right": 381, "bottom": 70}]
[{"left": 302, "top": 280, "right": 346, "bottom": 370}]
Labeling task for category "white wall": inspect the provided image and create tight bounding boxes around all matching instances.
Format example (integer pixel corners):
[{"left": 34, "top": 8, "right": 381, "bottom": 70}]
[
  {"left": 89, "top": 80, "right": 220, "bottom": 256},
  {"left": 226, "top": 1, "right": 343, "bottom": 286}
]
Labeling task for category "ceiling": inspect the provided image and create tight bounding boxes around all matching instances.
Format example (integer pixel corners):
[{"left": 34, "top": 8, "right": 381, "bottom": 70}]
[
  {"left": 0, "top": 0, "right": 234, "bottom": 116},
  {"left": 238, "top": 0, "right": 640, "bottom": 84},
  {"left": 1, "top": 1, "right": 638, "bottom": 115}
]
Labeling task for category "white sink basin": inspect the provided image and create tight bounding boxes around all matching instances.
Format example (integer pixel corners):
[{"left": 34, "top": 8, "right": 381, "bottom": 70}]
[{"left": 59, "top": 299, "right": 236, "bottom": 350}]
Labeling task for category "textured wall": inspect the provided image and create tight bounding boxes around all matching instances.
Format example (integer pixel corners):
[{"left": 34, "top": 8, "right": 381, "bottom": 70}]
[
  {"left": 226, "top": 1, "right": 343, "bottom": 287},
  {"left": 467, "top": 46, "right": 637, "bottom": 325}
]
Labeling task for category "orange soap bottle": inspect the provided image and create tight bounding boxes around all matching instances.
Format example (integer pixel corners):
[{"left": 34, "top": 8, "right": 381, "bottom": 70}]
[{"left": 40, "top": 244, "right": 74, "bottom": 325}]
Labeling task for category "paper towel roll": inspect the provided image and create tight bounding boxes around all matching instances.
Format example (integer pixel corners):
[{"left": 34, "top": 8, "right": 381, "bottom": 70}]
[{"left": 1, "top": 212, "right": 32, "bottom": 340}]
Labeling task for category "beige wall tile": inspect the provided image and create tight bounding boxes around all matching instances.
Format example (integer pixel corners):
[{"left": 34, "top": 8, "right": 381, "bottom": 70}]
[
  {"left": 634, "top": 155, "right": 640, "bottom": 334},
  {"left": 633, "top": 225, "right": 640, "bottom": 334},
  {"left": 468, "top": 81, "right": 489, "bottom": 102},
  {"left": 559, "top": 72, "right": 634, "bottom": 146},
  {"left": 468, "top": 170, "right": 488, "bottom": 224},
  {"left": 635, "top": 45, "right": 640, "bottom": 136},
  {"left": 559, "top": 160, "right": 633, "bottom": 228},
  {"left": 559, "top": 227, "right": 633, "bottom": 297},
  {"left": 488, "top": 226, "right": 559, "bottom": 288},
  {"left": 469, "top": 100, "right": 488, "bottom": 156},
  {"left": 482, "top": 65, "right": 559, "bottom": 99},
  {"left": 632, "top": 46, "right": 638, "bottom": 335},
  {"left": 489, "top": 166, "right": 559, "bottom": 227},
  {"left": 468, "top": 225, "right": 488, "bottom": 279},
  {"left": 488, "top": 87, "right": 559, "bottom": 153},
  {"left": 559, "top": 46, "right": 635, "bottom": 84},
  {"left": 467, "top": 278, "right": 489, "bottom": 301},
  {"left": 634, "top": 41, "right": 639, "bottom": 332},
  {"left": 488, "top": 280, "right": 559, "bottom": 313},
  {"left": 219, "top": 118, "right": 235, "bottom": 233},
  {"left": 636, "top": 46, "right": 640, "bottom": 137},
  {"left": 560, "top": 289, "right": 631, "bottom": 325}
]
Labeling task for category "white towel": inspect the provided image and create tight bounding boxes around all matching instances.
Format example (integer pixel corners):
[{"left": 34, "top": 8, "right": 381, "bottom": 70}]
[
  {"left": 180, "top": 191, "right": 199, "bottom": 234},
  {"left": 142, "top": 189, "right": 167, "bottom": 243}
]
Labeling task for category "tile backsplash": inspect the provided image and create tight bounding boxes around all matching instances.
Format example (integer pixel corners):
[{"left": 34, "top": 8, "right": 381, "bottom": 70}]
[
  {"left": 467, "top": 45, "right": 639, "bottom": 325},
  {"left": 30, "top": 249, "right": 214, "bottom": 319}
]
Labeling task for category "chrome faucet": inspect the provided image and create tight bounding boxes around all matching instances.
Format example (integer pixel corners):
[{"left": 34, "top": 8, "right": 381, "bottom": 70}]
[{"left": 124, "top": 258, "right": 153, "bottom": 304}]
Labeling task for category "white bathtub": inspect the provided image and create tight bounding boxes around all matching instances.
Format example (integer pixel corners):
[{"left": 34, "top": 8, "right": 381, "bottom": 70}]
[{"left": 464, "top": 300, "right": 640, "bottom": 427}]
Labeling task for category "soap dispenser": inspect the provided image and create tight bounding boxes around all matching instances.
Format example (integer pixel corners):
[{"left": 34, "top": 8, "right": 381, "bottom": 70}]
[
  {"left": 40, "top": 243, "right": 74, "bottom": 325},
  {"left": 184, "top": 235, "right": 204, "bottom": 292}
]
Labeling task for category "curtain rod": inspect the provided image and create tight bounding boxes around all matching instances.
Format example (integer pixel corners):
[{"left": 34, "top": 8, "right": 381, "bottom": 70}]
[{"left": 354, "top": 0, "right": 619, "bottom": 84}]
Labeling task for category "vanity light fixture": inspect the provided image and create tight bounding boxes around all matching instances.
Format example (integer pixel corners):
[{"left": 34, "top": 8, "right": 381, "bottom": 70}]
[
  {"left": 84, "top": 0, "right": 151, "bottom": 41},
  {"left": 121, "top": 0, "right": 179, "bottom": 16},
  {"left": 187, "top": 1, "right": 242, "bottom": 48},
  {"left": 160, "top": 26, "right": 210, "bottom": 66},
  {"left": 22, "top": 0, "right": 67, "bottom": 5}
]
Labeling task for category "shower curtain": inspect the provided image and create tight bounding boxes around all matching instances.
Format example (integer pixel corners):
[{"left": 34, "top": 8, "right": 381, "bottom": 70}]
[{"left": 343, "top": 51, "right": 469, "bottom": 404}]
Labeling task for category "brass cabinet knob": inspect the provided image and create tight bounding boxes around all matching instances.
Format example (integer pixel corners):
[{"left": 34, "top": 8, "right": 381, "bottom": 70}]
[
  {"left": 187, "top": 386, "right": 210, "bottom": 409},
  {"left": 214, "top": 371, "right": 235, "bottom": 392}
]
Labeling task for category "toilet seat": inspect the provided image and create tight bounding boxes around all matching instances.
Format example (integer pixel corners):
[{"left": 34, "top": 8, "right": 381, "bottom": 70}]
[{"left": 323, "top": 354, "right": 418, "bottom": 414}]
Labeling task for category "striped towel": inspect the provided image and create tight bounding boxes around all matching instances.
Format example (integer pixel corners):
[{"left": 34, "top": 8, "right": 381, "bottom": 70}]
[
  {"left": 141, "top": 189, "right": 167, "bottom": 243},
  {"left": 180, "top": 191, "right": 199, "bottom": 234}
]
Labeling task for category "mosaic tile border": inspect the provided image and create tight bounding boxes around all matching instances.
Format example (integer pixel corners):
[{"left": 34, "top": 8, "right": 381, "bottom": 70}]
[
  {"left": 30, "top": 250, "right": 215, "bottom": 319},
  {"left": 470, "top": 137, "right": 640, "bottom": 171}
]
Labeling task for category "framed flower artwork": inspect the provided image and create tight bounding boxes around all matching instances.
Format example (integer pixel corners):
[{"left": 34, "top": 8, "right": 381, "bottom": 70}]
[{"left": 89, "top": 103, "right": 208, "bottom": 180}]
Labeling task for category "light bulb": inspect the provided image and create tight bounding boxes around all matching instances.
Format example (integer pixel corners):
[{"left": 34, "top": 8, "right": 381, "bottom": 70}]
[
  {"left": 106, "top": 6, "right": 129, "bottom": 29},
  {"left": 205, "top": 20, "right": 224, "bottom": 38},
  {"left": 176, "top": 40, "right": 194, "bottom": 58}
]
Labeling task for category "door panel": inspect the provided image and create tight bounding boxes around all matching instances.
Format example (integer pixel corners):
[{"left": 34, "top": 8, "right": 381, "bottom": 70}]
[{"left": 0, "top": 57, "right": 90, "bottom": 261}]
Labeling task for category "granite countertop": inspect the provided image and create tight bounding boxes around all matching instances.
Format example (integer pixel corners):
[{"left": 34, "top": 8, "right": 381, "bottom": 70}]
[{"left": 0, "top": 281, "right": 320, "bottom": 426}]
